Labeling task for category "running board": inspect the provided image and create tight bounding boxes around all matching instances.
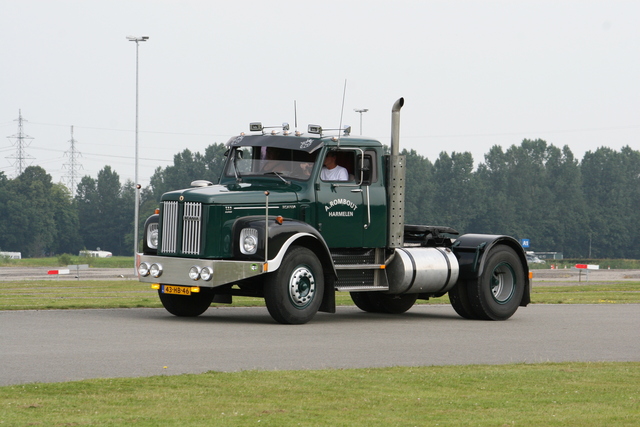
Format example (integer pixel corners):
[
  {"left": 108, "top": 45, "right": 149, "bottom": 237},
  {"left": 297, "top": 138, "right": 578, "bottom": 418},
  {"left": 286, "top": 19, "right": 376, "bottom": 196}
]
[
  {"left": 335, "top": 285, "right": 389, "bottom": 292},
  {"left": 335, "top": 264, "right": 386, "bottom": 270}
]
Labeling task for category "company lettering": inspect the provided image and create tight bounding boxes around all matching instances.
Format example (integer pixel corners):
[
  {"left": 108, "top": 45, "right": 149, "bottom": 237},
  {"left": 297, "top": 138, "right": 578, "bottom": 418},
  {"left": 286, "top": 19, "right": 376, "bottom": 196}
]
[
  {"left": 325, "top": 198, "right": 358, "bottom": 212},
  {"left": 328, "top": 211, "right": 354, "bottom": 217}
]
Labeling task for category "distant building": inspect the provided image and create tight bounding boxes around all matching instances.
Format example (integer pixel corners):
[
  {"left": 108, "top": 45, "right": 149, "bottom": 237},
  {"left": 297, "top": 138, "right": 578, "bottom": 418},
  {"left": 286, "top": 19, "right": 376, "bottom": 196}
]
[
  {"left": 0, "top": 251, "right": 22, "bottom": 259},
  {"left": 534, "top": 252, "right": 563, "bottom": 260},
  {"left": 79, "top": 250, "right": 112, "bottom": 258}
]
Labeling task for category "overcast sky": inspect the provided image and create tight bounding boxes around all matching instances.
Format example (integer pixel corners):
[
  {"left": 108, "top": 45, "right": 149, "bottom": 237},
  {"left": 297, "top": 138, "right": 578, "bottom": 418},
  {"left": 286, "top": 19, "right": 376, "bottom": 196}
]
[{"left": 1, "top": 0, "right": 638, "bottom": 190}]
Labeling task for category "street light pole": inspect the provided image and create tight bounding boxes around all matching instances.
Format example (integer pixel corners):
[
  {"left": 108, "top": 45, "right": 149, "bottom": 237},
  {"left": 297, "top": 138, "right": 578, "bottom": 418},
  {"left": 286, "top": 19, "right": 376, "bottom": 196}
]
[
  {"left": 354, "top": 108, "right": 369, "bottom": 135},
  {"left": 127, "top": 35, "right": 149, "bottom": 269}
]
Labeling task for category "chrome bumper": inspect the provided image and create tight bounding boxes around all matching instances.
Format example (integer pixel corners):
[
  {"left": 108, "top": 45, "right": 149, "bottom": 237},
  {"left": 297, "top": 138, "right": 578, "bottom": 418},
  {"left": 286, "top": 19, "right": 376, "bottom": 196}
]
[{"left": 138, "top": 255, "right": 265, "bottom": 288}]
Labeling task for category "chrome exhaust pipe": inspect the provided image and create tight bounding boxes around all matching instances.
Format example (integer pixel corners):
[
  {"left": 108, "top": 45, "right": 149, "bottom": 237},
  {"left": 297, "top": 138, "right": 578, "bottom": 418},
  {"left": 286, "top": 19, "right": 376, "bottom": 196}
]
[
  {"left": 388, "top": 97, "right": 405, "bottom": 248},
  {"left": 390, "top": 97, "right": 404, "bottom": 156}
]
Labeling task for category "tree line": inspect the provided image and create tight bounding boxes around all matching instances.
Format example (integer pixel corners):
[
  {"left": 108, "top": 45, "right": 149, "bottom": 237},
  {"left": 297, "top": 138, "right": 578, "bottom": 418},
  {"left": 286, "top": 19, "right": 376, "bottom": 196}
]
[{"left": 1, "top": 139, "right": 638, "bottom": 259}]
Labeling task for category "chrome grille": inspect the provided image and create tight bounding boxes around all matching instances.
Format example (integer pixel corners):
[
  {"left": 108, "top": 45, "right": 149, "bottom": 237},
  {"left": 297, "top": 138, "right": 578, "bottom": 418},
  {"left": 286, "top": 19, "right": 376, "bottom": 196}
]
[
  {"left": 182, "top": 202, "right": 202, "bottom": 255},
  {"left": 160, "top": 201, "right": 203, "bottom": 255},
  {"left": 161, "top": 201, "right": 179, "bottom": 253}
]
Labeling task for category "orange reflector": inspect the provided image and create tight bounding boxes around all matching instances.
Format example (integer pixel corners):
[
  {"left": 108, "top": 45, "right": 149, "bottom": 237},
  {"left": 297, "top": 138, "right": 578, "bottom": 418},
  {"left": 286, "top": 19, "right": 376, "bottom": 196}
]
[
  {"left": 529, "top": 272, "right": 533, "bottom": 279},
  {"left": 190, "top": 287, "right": 200, "bottom": 293},
  {"left": 151, "top": 284, "right": 160, "bottom": 290},
  {"left": 380, "top": 265, "right": 386, "bottom": 269},
  {"left": 155, "top": 208, "right": 160, "bottom": 214},
  {"left": 276, "top": 216, "right": 284, "bottom": 225},
  {"left": 264, "top": 262, "right": 269, "bottom": 272}
]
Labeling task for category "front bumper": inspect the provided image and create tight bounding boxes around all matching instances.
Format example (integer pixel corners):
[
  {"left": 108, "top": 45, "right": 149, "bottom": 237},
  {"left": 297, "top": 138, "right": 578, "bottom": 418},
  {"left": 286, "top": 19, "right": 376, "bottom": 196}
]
[{"left": 138, "top": 255, "right": 265, "bottom": 288}]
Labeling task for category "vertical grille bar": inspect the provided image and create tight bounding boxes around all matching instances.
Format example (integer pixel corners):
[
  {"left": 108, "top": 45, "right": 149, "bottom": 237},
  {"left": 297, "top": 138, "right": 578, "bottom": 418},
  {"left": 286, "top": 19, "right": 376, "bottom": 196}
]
[
  {"left": 182, "top": 202, "right": 202, "bottom": 255},
  {"left": 161, "top": 201, "right": 178, "bottom": 253}
]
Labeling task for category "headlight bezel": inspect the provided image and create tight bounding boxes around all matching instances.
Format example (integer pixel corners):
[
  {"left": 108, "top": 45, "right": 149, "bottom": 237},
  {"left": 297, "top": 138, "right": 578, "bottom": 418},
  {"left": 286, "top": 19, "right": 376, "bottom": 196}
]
[{"left": 240, "top": 228, "right": 259, "bottom": 255}]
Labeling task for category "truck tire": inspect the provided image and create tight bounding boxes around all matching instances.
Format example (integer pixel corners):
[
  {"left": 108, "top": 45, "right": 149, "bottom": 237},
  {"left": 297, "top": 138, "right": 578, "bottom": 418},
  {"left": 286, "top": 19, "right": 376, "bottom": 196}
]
[
  {"left": 375, "top": 293, "right": 417, "bottom": 314},
  {"left": 158, "top": 289, "right": 214, "bottom": 317},
  {"left": 448, "top": 280, "right": 479, "bottom": 320},
  {"left": 351, "top": 292, "right": 417, "bottom": 314},
  {"left": 350, "top": 292, "right": 384, "bottom": 313},
  {"left": 264, "top": 246, "right": 324, "bottom": 324},
  {"left": 467, "top": 245, "right": 525, "bottom": 320}
]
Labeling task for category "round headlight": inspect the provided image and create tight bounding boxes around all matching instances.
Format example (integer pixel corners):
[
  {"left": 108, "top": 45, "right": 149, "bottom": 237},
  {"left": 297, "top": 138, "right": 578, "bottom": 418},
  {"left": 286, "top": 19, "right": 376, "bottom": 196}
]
[
  {"left": 200, "top": 266, "right": 213, "bottom": 281},
  {"left": 189, "top": 266, "right": 201, "bottom": 281},
  {"left": 150, "top": 263, "right": 163, "bottom": 278},
  {"left": 243, "top": 235, "right": 258, "bottom": 253},
  {"left": 138, "top": 262, "right": 150, "bottom": 277},
  {"left": 147, "top": 224, "right": 159, "bottom": 249},
  {"left": 240, "top": 228, "right": 259, "bottom": 255}
]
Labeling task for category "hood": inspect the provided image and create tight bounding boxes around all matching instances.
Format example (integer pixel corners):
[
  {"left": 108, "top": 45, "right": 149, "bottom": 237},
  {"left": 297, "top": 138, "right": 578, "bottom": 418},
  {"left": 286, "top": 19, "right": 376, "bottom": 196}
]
[{"left": 161, "top": 182, "right": 300, "bottom": 205}]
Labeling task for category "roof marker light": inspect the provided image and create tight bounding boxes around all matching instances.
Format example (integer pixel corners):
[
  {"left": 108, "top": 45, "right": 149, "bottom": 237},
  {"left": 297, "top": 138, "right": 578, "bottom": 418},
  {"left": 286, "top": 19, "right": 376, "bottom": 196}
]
[{"left": 308, "top": 125, "right": 322, "bottom": 134}]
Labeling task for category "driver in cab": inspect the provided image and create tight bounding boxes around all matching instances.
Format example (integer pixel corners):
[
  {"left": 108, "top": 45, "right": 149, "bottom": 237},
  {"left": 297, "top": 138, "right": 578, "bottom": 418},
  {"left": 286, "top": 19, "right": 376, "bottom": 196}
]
[{"left": 321, "top": 151, "right": 349, "bottom": 181}]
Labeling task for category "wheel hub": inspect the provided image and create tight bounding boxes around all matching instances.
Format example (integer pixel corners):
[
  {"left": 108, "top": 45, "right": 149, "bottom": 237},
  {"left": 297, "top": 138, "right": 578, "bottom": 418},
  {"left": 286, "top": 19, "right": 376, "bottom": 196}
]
[
  {"left": 289, "top": 266, "right": 316, "bottom": 308},
  {"left": 490, "top": 262, "right": 516, "bottom": 304}
]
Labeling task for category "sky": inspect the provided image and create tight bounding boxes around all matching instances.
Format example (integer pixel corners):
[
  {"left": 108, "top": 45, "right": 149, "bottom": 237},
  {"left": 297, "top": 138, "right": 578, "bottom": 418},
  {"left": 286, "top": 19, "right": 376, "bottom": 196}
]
[{"left": 1, "top": 0, "right": 638, "bottom": 192}]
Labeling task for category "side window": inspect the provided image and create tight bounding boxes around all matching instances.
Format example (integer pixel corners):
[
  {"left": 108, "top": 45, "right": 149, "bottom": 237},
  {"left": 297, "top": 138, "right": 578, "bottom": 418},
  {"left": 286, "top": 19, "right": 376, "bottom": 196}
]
[
  {"left": 321, "top": 150, "right": 355, "bottom": 182},
  {"left": 356, "top": 151, "right": 377, "bottom": 185}
]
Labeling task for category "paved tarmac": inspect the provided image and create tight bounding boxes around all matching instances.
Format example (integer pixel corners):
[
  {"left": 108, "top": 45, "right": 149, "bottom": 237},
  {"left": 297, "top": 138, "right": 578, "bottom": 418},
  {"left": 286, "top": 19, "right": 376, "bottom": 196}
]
[{"left": 1, "top": 304, "right": 638, "bottom": 386}]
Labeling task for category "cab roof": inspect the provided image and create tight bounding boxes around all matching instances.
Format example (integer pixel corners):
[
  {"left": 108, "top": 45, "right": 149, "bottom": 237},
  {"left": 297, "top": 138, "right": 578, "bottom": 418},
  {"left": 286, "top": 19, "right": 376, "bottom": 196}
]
[{"left": 225, "top": 133, "right": 383, "bottom": 153}]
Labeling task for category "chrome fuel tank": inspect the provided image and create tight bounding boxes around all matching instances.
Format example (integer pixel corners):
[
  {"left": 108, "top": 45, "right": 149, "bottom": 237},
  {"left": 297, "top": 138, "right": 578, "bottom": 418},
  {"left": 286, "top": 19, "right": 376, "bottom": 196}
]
[{"left": 386, "top": 247, "right": 459, "bottom": 294}]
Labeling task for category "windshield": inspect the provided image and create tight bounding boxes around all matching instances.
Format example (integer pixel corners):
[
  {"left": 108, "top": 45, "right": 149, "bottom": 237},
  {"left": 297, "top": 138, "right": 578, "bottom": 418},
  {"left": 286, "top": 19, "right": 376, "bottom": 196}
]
[{"left": 224, "top": 146, "right": 318, "bottom": 181}]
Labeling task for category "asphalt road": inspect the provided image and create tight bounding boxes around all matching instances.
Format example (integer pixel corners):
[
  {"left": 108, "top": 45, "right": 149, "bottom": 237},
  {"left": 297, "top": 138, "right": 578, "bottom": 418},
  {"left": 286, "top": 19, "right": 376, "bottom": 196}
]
[{"left": 1, "top": 304, "right": 638, "bottom": 386}]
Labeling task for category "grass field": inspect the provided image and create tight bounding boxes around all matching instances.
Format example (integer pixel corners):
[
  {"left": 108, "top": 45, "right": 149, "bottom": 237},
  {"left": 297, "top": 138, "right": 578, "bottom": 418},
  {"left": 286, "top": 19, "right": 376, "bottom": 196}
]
[
  {"left": 1, "top": 279, "right": 639, "bottom": 310},
  {"left": 1, "top": 362, "right": 638, "bottom": 426}
]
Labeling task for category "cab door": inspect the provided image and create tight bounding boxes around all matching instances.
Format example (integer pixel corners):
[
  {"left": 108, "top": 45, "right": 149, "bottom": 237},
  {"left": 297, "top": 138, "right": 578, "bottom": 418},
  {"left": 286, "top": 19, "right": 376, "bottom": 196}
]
[{"left": 315, "top": 149, "right": 365, "bottom": 248}]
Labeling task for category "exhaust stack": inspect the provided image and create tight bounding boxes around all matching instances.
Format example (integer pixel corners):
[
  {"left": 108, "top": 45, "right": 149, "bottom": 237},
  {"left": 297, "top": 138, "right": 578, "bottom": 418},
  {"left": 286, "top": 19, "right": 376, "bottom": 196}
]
[
  {"left": 387, "top": 98, "right": 405, "bottom": 248},
  {"left": 390, "top": 97, "right": 404, "bottom": 156}
]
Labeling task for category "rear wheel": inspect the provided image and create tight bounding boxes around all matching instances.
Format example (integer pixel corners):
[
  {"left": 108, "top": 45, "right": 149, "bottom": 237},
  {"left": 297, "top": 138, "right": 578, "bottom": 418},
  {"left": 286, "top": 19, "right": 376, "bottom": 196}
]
[
  {"left": 468, "top": 245, "right": 525, "bottom": 320},
  {"left": 264, "top": 246, "right": 324, "bottom": 324},
  {"left": 448, "top": 280, "right": 479, "bottom": 320},
  {"left": 158, "top": 288, "right": 214, "bottom": 317}
]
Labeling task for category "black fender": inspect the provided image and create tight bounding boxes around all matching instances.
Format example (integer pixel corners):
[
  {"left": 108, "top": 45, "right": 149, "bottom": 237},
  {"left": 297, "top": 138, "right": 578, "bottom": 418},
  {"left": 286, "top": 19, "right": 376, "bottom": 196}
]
[
  {"left": 232, "top": 216, "right": 337, "bottom": 312},
  {"left": 232, "top": 215, "right": 337, "bottom": 277},
  {"left": 142, "top": 214, "right": 159, "bottom": 255},
  {"left": 452, "top": 234, "right": 530, "bottom": 306}
]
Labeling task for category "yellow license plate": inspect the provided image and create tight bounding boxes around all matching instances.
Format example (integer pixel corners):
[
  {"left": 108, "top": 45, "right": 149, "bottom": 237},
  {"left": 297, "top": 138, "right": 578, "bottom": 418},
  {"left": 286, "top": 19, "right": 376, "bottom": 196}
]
[{"left": 162, "top": 285, "right": 191, "bottom": 296}]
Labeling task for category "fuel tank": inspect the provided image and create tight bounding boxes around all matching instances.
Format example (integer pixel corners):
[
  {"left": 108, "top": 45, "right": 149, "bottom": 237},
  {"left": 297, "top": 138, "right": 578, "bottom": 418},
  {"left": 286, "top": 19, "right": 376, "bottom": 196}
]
[{"left": 386, "top": 247, "right": 459, "bottom": 294}]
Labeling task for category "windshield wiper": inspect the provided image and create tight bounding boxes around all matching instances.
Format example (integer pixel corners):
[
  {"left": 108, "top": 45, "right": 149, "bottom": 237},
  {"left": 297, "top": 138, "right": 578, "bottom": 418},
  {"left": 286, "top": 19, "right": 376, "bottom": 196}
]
[{"left": 265, "top": 171, "right": 290, "bottom": 185}]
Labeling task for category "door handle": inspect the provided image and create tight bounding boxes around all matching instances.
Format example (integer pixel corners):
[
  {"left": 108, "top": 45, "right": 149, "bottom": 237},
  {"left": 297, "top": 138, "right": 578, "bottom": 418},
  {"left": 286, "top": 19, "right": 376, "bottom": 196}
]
[{"left": 351, "top": 189, "right": 363, "bottom": 193}]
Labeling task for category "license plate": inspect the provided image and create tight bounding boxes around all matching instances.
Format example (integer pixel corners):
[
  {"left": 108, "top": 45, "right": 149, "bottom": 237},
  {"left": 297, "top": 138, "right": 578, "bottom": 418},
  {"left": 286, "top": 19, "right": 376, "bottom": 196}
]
[{"left": 162, "top": 285, "right": 191, "bottom": 296}]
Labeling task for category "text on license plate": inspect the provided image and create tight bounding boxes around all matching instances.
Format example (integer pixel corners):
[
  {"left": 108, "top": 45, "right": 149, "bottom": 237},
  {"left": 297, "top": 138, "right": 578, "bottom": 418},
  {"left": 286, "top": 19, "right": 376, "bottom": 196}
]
[{"left": 162, "top": 285, "right": 191, "bottom": 296}]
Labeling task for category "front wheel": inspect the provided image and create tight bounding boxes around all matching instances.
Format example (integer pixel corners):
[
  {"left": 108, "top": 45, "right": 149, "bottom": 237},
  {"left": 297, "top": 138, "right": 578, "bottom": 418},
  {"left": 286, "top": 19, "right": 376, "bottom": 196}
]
[
  {"left": 468, "top": 245, "right": 525, "bottom": 320},
  {"left": 158, "top": 288, "right": 214, "bottom": 317},
  {"left": 264, "top": 246, "right": 324, "bottom": 324}
]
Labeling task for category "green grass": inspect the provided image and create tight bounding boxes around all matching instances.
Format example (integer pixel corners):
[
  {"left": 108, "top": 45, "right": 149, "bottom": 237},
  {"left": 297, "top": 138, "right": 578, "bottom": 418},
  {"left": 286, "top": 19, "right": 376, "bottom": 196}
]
[
  {"left": 0, "top": 255, "right": 132, "bottom": 268},
  {"left": 1, "top": 280, "right": 640, "bottom": 311},
  {"left": 1, "top": 362, "right": 638, "bottom": 426}
]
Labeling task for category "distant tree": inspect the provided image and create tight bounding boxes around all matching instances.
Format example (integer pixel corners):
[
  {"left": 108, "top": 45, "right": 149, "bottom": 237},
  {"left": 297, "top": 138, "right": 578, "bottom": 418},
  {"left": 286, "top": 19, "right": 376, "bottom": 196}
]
[
  {"left": 76, "top": 166, "right": 133, "bottom": 255},
  {"left": 150, "top": 143, "right": 227, "bottom": 202},
  {"left": 1, "top": 166, "right": 57, "bottom": 257},
  {"left": 49, "top": 184, "right": 82, "bottom": 255},
  {"left": 581, "top": 146, "right": 640, "bottom": 258},
  {"left": 430, "top": 151, "right": 478, "bottom": 233},
  {"left": 402, "top": 149, "right": 433, "bottom": 225}
]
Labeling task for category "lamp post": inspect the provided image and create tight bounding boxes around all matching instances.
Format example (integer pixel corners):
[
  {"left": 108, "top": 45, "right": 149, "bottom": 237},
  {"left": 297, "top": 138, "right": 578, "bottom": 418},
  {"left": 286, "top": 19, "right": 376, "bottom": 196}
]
[
  {"left": 127, "top": 35, "right": 149, "bottom": 269},
  {"left": 354, "top": 108, "right": 369, "bottom": 135}
]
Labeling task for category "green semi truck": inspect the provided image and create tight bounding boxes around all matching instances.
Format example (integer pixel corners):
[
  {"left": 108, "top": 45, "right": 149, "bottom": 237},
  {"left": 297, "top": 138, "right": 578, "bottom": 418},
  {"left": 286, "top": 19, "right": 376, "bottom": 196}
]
[{"left": 138, "top": 98, "right": 530, "bottom": 324}]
